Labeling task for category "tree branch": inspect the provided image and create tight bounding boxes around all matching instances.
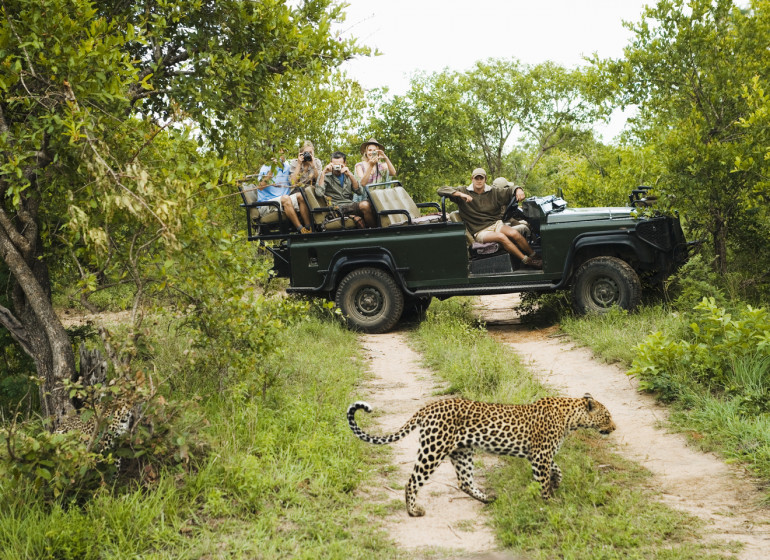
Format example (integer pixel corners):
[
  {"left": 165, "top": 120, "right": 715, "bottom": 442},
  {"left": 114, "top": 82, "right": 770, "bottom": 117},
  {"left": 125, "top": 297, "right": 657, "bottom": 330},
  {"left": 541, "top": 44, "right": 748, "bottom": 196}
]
[
  {"left": 0, "top": 303, "right": 34, "bottom": 357},
  {"left": 0, "top": 205, "right": 32, "bottom": 256}
]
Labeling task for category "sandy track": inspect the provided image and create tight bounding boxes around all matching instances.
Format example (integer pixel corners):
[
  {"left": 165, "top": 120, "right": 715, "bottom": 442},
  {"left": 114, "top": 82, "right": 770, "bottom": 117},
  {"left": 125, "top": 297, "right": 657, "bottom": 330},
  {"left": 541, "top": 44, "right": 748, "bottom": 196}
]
[
  {"left": 476, "top": 294, "right": 770, "bottom": 559},
  {"left": 357, "top": 333, "right": 501, "bottom": 558}
]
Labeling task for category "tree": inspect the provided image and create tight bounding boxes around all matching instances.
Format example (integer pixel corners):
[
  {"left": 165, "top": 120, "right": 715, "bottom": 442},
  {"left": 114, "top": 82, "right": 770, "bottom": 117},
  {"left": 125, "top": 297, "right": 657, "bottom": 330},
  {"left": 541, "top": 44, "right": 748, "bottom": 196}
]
[
  {"left": 597, "top": 0, "right": 770, "bottom": 276},
  {"left": 0, "top": 0, "right": 365, "bottom": 420},
  {"left": 364, "top": 75, "right": 478, "bottom": 201},
  {"left": 365, "top": 59, "right": 606, "bottom": 201},
  {"left": 459, "top": 59, "right": 606, "bottom": 182}
]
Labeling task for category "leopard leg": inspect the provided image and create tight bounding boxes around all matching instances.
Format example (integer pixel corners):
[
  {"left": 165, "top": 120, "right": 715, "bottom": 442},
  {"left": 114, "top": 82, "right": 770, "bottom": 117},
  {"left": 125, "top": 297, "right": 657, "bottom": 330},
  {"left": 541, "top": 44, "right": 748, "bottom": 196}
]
[
  {"left": 449, "top": 447, "right": 494, "bottom": 503},
  {"left": 529, "top": 452, "right": 555, "bottom": 499},
  {"left": 405, "top": 446, "right": 449, "bottom": 517},
  {"left": 550, "top": 462, "right": 562, "bottom": 491}
]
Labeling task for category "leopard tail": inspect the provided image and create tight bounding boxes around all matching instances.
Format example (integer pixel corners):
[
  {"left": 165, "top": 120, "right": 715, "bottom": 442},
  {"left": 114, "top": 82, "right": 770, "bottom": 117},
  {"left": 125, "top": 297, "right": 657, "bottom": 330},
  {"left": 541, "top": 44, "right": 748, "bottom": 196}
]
[{"left": 347, "top": 401, "right": 420, "bottom": 445}]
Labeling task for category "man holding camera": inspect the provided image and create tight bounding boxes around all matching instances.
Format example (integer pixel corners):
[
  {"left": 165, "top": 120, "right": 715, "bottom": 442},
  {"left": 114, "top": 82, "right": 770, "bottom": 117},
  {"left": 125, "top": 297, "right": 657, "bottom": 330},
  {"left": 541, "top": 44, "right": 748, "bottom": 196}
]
[
  {"left": 289, "top": 140, "right": 323, "bottom": 189},
  {"left": 316, "top": 151, "right": 375, "bottom": 228}
]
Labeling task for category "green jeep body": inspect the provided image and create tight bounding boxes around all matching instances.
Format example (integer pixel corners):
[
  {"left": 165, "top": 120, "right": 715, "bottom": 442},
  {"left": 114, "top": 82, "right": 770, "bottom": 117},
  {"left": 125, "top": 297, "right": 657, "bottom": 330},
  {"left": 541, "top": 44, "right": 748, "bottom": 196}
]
[{"left": 246, "top": 184, "right": 690, "bottom": 333}]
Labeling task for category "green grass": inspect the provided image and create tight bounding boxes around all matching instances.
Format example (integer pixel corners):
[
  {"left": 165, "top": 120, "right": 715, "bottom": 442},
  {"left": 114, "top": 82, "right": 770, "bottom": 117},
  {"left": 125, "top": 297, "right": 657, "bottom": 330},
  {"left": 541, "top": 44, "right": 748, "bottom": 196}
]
[
  {"left": 409, "top": 298, "right": 733, "bottom": 559},
  {"left": 560, "top": 305, "right": 689, "bottom": 367},
  {"left": 0, "top": 315, "right": 400, "bottom": 560}
]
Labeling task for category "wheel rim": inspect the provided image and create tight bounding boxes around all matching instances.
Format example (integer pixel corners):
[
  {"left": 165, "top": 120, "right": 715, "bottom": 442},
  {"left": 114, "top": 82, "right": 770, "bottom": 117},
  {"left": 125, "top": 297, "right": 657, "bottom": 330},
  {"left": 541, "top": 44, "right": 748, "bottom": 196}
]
[
  {"left": 354, "top": 286, "right": 384, "bottom": 318},
  {"left": 589, "top": 277, "right": 620, "bottom": 307}
]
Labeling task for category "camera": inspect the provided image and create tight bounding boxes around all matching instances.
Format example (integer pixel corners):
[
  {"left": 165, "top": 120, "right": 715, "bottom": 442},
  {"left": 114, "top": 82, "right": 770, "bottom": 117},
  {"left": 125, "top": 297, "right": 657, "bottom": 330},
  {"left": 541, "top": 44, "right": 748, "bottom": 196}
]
[
  {"left": 332, "top": 164, "right": 342, "bottom": 171},
  {"left": 302, "top": 151, "right": 312, "bottom": 162}
]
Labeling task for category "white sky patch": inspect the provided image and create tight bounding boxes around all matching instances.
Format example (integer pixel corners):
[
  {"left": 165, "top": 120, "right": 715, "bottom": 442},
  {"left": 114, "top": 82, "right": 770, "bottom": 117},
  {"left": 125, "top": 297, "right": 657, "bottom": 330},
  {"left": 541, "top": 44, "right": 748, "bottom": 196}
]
[{"left": 338, "top": 0, "right": 654, "bottom": 141}]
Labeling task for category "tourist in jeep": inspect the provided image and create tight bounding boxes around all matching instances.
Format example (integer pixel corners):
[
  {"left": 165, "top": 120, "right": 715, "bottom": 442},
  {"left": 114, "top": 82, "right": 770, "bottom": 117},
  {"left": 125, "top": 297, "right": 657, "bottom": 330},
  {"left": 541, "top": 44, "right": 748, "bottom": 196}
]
[
  {"left": 254, "top": 152, "right": 313, "bottom": 234},
  {"left": 491, "top": 176, "right": 530, "bottom": 235},
  {"left": 317, "top": 151, "right": 376, "bottom": 228},
  {"left": 289, "top": 140, "right": 323, "bottom": 190},
  {"left": 438, "top": 168, "right": 542, "bottom": 269},
  {"left": 355, "top": 138, "right": 397, "bottom": 188}
]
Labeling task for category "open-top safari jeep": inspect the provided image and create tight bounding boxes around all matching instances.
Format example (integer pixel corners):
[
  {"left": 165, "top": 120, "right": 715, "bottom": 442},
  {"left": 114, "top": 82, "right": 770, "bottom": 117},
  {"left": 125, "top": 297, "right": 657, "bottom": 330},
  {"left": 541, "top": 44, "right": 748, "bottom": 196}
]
[{"left": 240, "top": 181, "right": 691, "bottom": 333}]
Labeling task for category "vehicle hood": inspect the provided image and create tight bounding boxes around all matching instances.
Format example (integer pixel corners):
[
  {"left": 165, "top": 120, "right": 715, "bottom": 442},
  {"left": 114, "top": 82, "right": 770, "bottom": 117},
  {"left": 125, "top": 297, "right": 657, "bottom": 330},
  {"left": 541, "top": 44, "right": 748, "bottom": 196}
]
[{"left": 545, "top": 207, "right": 636, "bottom": 224}]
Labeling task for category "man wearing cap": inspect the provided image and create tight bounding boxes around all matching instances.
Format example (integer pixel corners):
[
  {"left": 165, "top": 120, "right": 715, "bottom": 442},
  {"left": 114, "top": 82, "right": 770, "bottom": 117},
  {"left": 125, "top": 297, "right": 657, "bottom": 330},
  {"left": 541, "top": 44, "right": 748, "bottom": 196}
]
[
  {"left": 316, "top": 150, "right": 376, "bottom": 228},
  {"left": 354, "top": 138, "right": 397, "bottom": 188},
  {"left": 438, "top": 169, "right": 543, "bottom": 269}
]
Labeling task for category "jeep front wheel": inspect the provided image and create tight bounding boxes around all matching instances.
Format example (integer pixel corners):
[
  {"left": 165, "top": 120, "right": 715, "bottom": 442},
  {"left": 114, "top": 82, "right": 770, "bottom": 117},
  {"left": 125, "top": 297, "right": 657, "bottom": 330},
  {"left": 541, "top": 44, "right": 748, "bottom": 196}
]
[
  {"left": 335, "top": 267, "right": 404, "bottom": 333},
  {"left": 571, "top": 256, "right": 641, "bottom": 314}
]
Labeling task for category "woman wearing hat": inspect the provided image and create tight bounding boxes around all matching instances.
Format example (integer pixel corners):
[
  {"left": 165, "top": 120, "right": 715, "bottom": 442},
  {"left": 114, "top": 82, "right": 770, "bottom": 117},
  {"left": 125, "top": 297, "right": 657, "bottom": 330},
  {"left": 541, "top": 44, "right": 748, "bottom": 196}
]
[{"left": 354, "top": 138, "right": 397, "bottom": 188}]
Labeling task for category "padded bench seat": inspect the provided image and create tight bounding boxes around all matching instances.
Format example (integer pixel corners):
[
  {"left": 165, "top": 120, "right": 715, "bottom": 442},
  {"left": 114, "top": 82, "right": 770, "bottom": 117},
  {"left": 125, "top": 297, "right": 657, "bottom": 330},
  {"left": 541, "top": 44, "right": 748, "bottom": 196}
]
[{"left": 368, "top": 186, "right": 442, "bottom": 227}]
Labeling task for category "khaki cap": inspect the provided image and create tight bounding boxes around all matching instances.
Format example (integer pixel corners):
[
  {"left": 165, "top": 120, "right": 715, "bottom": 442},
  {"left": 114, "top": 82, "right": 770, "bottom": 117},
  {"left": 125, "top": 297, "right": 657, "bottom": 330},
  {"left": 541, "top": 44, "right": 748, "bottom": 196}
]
[{"left": 492, "top": 177, "right": 515, "bottom": 188}]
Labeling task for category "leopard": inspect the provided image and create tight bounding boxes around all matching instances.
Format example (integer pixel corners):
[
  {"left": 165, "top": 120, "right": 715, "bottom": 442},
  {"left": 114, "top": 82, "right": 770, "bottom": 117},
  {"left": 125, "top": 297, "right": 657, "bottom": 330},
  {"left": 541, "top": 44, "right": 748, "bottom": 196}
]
[
  {"left": 55, "top": 397, "right": 135, "bottom": 473},
  {"left": 347, "top": 393, "right": 616, "bottom": 517}
]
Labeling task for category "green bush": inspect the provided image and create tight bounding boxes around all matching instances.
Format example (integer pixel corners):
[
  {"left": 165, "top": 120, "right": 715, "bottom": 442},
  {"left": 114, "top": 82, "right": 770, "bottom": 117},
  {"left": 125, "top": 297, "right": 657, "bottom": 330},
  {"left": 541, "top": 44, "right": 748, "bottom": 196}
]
[
  {"left": 630, "top": 297, "right": 770, "bottom": 406},
  {"left": 665, "top": 254, "right": 727, "bottom": 311}
]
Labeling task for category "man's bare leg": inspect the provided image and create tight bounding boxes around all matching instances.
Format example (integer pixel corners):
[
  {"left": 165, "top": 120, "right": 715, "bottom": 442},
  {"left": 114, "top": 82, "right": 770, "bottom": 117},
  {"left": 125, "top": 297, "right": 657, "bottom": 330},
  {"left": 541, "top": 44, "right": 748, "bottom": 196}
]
[
  {"left": 500, "top": 225, "right": 536, "bottom": 257},
  {"left": 482, "top": 231, "right": 527, "bottom": 260},
  {"left": 280, "top": 195, "right": 303, "bottom": 230}
]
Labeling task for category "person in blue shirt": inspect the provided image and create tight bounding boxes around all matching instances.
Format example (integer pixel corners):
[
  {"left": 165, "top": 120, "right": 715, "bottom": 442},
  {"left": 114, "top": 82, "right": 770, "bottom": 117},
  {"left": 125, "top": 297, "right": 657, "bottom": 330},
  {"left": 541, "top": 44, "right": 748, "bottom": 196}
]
[{"left": 256, "top": 152, "right": 312, "bottom": 234}]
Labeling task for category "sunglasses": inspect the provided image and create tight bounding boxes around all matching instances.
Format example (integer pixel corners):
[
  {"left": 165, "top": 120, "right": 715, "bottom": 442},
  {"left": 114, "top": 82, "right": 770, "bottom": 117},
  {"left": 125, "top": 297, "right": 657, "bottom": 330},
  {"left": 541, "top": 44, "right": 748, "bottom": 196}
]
[{"left": 473, "top": 175, "right": 485, "bottom": 180}]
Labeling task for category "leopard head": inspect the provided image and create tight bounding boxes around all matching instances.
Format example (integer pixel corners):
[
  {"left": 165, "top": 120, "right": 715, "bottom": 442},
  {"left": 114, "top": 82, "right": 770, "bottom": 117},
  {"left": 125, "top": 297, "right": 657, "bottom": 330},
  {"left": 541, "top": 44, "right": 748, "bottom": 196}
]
[{"left": 579, "top": 393, "right": 616, "bottom": 435}]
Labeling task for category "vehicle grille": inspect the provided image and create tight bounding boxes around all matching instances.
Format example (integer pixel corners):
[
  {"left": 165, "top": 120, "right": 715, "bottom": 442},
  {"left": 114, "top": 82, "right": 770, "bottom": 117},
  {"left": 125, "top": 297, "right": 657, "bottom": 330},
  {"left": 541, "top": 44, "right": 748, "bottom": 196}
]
[{"left": 636, "top": 218, "right": 672, "bottom": 251}]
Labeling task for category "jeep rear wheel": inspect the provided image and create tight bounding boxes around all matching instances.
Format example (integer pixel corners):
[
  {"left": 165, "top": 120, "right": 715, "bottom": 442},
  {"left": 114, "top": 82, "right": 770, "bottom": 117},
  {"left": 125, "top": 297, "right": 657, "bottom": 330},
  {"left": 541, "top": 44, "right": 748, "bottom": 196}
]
[
  {"left": 335, "top": 267, "right": 404, "bottom": 333},
  {"left": 571, "top": 256, "right": 641, "bottom": 314}
]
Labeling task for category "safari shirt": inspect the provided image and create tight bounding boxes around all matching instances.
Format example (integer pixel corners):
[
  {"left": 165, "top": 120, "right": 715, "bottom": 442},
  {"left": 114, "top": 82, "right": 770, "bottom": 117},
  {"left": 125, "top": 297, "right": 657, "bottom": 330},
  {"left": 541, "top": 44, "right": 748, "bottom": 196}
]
[
  {"left": 316, "top": 172, "right": 361, "bottom": 205},
  {"left": 437, "top": 184, "right": 517, "bottom": 235},
  {"left": 288, "top": 157, "right": 323, "bottom": 187}
]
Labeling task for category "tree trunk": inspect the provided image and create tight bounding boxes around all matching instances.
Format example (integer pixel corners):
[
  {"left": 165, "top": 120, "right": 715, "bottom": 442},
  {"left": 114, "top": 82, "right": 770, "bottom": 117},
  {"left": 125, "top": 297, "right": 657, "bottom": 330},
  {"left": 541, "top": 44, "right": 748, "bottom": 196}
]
[
  {"left": 712, "top": 213, "right": 728, "bottom": 276},
  {"left": 0, "top": 227, "right": 76, "bottom": 422}
]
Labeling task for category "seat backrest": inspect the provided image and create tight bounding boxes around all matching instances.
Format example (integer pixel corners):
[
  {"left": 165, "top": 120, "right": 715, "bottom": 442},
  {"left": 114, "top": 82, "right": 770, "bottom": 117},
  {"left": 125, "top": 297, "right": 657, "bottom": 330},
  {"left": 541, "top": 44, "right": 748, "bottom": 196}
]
[
  {"left": 369, "top": 187, "right": 415, "bottom": 227},
  {"left": 239, "top": 184, "right": 260, "bottom": 222},
  {"left": 303, "top": 186, "right": 357, "bottom": 230},
  {"left": 393, "top": 187, "right": 421, "bottom": 221},
  {"left": 447, "top": 211, "right": 475, "bottom": 245},
  {"left": 303, "top": 186, "right": 327, "bottom": 227}
]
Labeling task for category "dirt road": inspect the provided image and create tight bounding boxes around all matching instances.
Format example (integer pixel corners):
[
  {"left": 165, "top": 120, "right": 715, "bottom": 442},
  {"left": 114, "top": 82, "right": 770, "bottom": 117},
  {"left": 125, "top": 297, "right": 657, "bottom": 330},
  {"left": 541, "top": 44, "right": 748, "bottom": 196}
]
[{"left": 357, "top": 294, "right": 770, "bottom": 558}]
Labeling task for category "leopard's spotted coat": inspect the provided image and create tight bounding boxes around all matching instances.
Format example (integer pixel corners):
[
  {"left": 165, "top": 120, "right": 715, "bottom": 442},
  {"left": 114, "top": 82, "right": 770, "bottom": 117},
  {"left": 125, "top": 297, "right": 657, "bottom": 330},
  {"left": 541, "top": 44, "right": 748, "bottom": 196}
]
[{"left": 347, "top": 394, "right": 616, "bottom": 516}]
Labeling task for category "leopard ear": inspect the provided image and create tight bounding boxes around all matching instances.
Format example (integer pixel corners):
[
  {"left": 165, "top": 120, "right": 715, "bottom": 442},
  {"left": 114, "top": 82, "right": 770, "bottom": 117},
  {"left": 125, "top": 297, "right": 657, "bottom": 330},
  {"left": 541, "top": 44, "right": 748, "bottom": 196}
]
[{"left": 583, "top": 393, "right": 594, "bottom": 411}]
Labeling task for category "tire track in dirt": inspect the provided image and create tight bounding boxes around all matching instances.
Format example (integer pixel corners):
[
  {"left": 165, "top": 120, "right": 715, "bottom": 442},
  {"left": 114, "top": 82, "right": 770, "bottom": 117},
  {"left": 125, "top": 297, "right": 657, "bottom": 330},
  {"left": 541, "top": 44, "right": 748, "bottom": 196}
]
[
  {"left": 475, "top": 294, "right": 770, "bottom": 559},
  {"left": 357, "top": 332, "right": 501, "bottom": 558}
]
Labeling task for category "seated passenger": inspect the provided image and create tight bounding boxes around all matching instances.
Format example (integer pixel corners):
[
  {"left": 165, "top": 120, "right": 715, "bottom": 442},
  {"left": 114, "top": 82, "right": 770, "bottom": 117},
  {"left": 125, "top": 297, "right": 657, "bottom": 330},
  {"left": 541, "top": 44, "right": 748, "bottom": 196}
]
[
  {"left": 316, "top": 151, "right": 376, "bottom": 228},
  {"left": 355, "top": 138, "right": 397, "bottom": 189},
  {"left": 256, "top": 152, "right": 312, "bottom": 234},
  {"left": 438, "top": 168, "right": 542, "bottom": 269},
  {"left": 289, "top": 140, "right": 324, "bottom": 190}
]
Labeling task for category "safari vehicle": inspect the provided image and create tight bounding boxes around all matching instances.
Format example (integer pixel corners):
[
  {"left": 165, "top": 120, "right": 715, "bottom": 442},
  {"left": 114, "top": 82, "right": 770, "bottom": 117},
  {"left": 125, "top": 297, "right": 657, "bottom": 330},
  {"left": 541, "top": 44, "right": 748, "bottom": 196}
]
[{"left": 239, "top": 182, "right": 691, "bottom": 333}]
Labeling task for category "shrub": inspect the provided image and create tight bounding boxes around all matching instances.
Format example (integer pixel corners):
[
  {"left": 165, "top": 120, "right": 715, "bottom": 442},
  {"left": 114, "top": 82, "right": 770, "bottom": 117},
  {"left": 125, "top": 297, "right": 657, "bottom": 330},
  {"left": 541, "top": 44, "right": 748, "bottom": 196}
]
[
  {"left": 664, "top": 253, "right": 727, "bottom": 311},
  {"left": 630, "top": 297, "right": 770, "bottom": 407}
]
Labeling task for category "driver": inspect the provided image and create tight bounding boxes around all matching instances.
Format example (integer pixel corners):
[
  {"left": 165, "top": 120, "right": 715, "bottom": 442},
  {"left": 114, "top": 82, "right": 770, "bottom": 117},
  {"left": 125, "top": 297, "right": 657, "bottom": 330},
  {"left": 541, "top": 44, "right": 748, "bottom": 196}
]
[{"left": 438, "top": 168, "right": 542, "bottom": 269}]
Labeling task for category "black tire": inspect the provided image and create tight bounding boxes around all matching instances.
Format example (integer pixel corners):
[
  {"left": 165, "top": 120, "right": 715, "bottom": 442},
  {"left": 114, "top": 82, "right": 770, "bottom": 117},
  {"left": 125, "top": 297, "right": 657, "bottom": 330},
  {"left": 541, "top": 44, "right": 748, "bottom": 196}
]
[
  {"left": 335, "top": 267, "right": 404, "bottom": 333},
  {"left": 571, "top": 256, "right": 641, "bottom": 315}
]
